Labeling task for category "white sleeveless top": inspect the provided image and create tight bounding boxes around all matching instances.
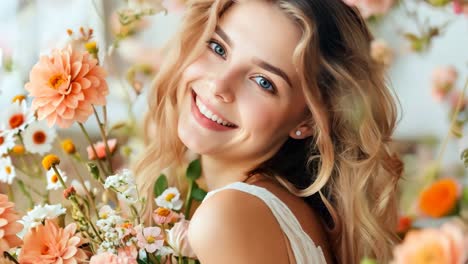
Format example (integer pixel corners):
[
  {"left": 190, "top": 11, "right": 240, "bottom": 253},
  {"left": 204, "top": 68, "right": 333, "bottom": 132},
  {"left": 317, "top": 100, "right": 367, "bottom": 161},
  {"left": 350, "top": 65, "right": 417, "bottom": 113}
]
[{"left": 204, "top": 182, "right": 327, "bottom": 264}]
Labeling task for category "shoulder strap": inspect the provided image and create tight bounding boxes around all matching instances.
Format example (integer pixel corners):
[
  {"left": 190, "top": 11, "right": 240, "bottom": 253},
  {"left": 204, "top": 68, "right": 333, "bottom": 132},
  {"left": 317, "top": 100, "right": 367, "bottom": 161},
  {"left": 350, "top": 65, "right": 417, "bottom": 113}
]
[{"left": 204, "top": 182, "right": 327, "bottom": 264}]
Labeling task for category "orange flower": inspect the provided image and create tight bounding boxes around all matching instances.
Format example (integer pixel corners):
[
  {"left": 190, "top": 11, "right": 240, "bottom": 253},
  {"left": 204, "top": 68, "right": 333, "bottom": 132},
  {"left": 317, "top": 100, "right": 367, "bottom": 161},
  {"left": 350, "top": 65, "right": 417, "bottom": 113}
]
[
  {"left": 25, "top": 45, "right": 108, "bottom": 128},
  {"left": 19, "top": 219, "right": 87, "bottom": 264},
  {"left": 0, "top": 194, "right": 23, "bottom": 252},
  {"left": 419, "top": 178, "right": 459, "bottom": 218}
]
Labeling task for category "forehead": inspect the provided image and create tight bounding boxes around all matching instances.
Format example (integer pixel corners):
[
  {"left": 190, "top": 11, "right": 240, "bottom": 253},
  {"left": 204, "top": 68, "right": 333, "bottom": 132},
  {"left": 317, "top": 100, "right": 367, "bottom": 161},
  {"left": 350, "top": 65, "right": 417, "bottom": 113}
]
[{"left": 218, "top": 1, "right": 302, "bottom": 82}]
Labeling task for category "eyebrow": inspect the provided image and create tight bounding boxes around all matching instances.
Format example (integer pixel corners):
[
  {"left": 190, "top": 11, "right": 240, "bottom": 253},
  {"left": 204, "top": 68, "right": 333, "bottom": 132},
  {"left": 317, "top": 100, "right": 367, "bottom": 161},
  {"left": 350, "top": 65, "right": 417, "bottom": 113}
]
[{"left": 215, "top": 26, "right": 293, "bottom": 88}]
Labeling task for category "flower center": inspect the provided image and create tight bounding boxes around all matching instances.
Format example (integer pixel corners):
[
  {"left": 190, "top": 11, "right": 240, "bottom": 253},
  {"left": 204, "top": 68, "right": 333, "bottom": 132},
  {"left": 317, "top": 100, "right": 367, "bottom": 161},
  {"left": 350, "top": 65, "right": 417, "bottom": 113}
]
[
  {"left": 146, "top": 235, "right": 156, "bottom": 244},
  {"left": 122, "top": 222, "right": 132, "bottom": 229},
  {"left": 0, "top": 136, "right": 4, "bottom": 145},
  {"left": 156, "top": 207, "right": 171, "bottom": 217},
  {"left": 33, "top": 131, "right": 47, "bottom": 144},
  {"left": 165, "top": 193, "right": 175, "bottom": 202},
  {"left": 5, "top": 166, "right": 12, "bottom": 175},
  {"left": 9, "top": 114, "right": 24, "bottom": 129},
  {"left": 51, "top": 174, "right": 59, "bottom": 183},
  {"left": 49, "top": 74, "right": 67, "bottom": 90}
]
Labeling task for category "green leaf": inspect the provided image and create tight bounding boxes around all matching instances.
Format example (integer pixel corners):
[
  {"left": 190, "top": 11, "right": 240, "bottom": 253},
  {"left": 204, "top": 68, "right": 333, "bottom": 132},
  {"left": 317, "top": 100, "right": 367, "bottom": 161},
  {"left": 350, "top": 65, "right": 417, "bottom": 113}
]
[
  {"left": 186, "top": 159, "right": 201, "bottom": 180},
  {"left": 137, "top": 258, "right": 147, "bottom": 264},
  {"left": 191, "top": 187, "right": 207, "bottom": 201},
  {"left": 153, "top": 174, "right": 168, "bottom": 197}
]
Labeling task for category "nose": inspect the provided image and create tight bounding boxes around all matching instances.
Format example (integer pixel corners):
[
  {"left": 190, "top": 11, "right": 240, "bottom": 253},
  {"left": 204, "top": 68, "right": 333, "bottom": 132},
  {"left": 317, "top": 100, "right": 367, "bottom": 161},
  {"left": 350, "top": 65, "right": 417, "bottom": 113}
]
[{"left": 208, "top": 67, "right": 238, "bottom": 103}]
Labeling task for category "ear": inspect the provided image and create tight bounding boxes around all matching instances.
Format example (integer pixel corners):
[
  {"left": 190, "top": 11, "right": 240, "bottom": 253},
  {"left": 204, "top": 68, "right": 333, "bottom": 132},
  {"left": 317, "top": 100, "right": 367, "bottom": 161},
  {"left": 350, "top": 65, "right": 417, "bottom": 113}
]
[{"left": 289, "top": 121, "right": 314, "bottom": 140}]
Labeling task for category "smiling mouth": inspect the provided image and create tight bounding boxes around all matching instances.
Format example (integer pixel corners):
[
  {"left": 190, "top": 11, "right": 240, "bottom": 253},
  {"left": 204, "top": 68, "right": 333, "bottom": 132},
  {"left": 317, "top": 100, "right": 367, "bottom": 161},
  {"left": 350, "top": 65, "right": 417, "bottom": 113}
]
[{"left": 191, "top": 90, "right": 238, "bottom": 128}]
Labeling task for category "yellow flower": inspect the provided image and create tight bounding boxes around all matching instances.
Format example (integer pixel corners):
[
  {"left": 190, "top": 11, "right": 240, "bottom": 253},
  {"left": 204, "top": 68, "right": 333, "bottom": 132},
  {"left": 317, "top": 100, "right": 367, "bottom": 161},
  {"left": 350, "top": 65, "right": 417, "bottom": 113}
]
[
  {"left": 11, "top": 95, "right": 26, "bottom": 103},
  {"left": 42, "top": 154, "right": 60, "bottom": 170},
  {"left": 61, "top": 139, "right": 76, "bottom": 154},
  {"left": 11, "top": 145, "right": 25, "bottom": 155}
]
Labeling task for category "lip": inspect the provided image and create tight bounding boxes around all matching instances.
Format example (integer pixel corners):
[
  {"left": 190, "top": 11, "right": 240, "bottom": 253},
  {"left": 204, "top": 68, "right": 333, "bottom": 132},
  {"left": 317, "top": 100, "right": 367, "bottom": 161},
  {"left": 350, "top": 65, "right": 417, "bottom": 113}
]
[{"left": 191, "top": 90, "right": 238, "bottom": 131}]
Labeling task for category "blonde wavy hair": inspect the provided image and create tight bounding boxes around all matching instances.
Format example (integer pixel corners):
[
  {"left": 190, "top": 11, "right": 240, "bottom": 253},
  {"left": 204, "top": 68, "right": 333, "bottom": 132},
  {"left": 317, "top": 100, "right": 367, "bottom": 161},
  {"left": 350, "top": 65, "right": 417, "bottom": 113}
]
[{"left": 135, "top": 0, "right": 403, "bottom": 263}]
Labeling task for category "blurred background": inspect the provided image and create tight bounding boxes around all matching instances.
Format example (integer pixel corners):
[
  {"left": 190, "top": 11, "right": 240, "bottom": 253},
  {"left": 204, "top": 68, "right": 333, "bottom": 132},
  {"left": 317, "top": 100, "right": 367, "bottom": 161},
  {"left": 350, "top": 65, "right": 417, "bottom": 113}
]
[{"left": 0, "top": 0, "right": 467, "bottom": 225}]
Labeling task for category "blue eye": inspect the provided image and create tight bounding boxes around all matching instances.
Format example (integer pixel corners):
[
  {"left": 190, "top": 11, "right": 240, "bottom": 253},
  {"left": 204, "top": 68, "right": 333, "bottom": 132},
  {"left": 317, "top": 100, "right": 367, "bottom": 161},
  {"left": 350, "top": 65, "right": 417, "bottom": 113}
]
[
  {"left": 208, "top": 41, "right": 226, "bottom": 58},
  {"left": 253, "top": 76, "right": 275, "bottom": 93}
]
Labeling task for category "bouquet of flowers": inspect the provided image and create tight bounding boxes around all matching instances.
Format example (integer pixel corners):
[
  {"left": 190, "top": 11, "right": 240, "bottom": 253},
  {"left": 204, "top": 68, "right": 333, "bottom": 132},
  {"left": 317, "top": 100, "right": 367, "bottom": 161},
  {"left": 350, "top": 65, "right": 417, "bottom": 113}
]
[{"left": 0, "top": 1, "right": 206, "bottom": 263}]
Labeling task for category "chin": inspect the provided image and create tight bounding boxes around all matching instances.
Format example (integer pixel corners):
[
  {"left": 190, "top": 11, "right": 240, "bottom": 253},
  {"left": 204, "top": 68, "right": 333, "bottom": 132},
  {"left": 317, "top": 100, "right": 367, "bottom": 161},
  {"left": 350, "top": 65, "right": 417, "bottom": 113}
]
[{"left": 177, "top": 118, "right": 210, "bottom": 155}]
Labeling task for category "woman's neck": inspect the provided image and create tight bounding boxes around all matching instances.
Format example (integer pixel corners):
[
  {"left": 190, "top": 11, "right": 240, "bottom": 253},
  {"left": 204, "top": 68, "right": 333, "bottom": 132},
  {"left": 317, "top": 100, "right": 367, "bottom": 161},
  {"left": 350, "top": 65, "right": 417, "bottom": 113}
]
[{"left": 200, "top": 155, "right": 251, "bottom": 191}]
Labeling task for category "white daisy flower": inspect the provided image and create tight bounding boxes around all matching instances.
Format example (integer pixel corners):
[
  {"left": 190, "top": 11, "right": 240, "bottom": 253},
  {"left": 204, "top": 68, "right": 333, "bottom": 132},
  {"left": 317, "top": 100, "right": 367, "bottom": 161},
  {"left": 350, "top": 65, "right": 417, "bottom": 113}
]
[
  {"left": 46, "top": 168, "right": 67, "bottom": 190},
  {"left": 0, "top": 100, "right": 35, "bottom": 135},
  {"left": 0, "top": 129, "right": 15, "bottom": 155},
  {"left": 23, "top": 120, "right": 57, "bottom": 155},
  {"left": 17, "top": 203, "right": 66, "bottom": 238},
  {"left": 155, "top": 187, "right": 183, "bottom": 210},
  {"left": 0, "top": 156, "right": 15, "bottom": 184}
]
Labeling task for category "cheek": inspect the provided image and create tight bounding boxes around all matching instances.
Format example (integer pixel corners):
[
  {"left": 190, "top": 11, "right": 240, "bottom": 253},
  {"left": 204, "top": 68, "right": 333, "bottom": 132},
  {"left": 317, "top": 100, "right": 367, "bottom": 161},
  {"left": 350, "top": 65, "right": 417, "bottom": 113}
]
[{"left": 239, "top": 98, "right": 288, "bottom": 134}]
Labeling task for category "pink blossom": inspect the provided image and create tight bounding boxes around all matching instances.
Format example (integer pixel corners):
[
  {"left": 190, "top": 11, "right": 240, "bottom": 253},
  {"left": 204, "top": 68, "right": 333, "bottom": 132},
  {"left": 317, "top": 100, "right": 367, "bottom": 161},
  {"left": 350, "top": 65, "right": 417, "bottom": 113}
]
[
  {"left": 87, "top": 138, "right": 117, "bottom": 160},
  {"left": 89, "top": 246, "right": 137, "bottom": 264},
  {"left": 391, "top": 220, "right": 468, "bottom": 264},
  {"left": 24, "top": 45, "right": 108, "bottom": 128},
  {"left": 454, "top": 0, "right": 468, "bottom": 15},
  {"left": 152, "top": 207, "right": 180, "bottom": 225},
  {"left": 431, "top": 66, "right": 458, "bottom": 101},
  {"left": 166, "top": 220, "right": 196, "bottom": 258},
  {"left": 136, "top": 226, "right": 164, "bottom": 253},
  {"left": 163, "top": 0, "right": 187, "bottom": 13},
  {"left": 343, "top": 0, "right": 394, "bottom": 18}
]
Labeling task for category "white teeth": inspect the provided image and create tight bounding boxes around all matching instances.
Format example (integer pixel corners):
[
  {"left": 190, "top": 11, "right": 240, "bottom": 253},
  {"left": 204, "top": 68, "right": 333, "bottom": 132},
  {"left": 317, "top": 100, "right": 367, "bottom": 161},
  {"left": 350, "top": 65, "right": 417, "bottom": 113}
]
[{"left": 195, "top": 96, "right": 234, "bottom": 127}]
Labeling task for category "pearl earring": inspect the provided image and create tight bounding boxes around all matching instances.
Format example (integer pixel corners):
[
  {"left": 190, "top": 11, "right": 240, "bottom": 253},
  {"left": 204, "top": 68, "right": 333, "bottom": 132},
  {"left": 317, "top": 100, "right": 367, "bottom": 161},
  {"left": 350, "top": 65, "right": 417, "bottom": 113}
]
[{"left": 295, "top": 130, "right": 302, "bottom": 136}]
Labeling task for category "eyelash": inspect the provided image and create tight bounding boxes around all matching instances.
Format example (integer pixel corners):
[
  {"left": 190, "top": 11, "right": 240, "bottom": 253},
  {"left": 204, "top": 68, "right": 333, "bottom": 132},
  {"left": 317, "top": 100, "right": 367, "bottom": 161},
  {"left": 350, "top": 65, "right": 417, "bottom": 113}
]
[{"left": 206, "top": 39, "right": 277, "bottom": 94}]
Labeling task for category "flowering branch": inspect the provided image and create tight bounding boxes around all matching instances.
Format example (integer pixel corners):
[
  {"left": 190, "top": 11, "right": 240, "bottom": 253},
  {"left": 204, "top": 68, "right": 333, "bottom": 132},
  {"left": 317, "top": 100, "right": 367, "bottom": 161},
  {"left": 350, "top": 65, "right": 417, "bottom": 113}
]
[{"left": 436, "top": 76, "right": 468, "bottom": 164}]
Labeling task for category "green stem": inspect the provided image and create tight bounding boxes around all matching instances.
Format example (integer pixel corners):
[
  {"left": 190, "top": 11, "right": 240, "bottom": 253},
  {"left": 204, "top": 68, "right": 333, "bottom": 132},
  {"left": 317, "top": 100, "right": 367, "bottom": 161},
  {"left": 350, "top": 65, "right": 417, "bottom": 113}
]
[
  {"left": 16, "top": 180, "right": 34, "bottom": 209},
  {"left": 66, "top": 152, "right": 99, "bottom": 217},
  {"left": 78, "top": 123, "right": 109, "bottom": 177},
  {"left": 436, "top": 77, "right": 468, "bottom": 164},
  {"left": 92, "top": 105, "right": 113, "bottom": 173},
  {"left": 51, "top": 165, "right": 68, "bottom": 189},
  {"left": 69, "top": 194, "right": 104, "bottom": 243},
  {"left": 184, "top": 180, "right": 194, "bottom": 218},
  {"left": 6, "top": 184, "right": 15, "bottom": 203}
]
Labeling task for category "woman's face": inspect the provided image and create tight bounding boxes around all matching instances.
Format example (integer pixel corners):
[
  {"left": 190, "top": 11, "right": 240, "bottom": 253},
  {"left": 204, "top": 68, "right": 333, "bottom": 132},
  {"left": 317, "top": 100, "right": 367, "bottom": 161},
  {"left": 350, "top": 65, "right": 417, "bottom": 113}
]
[{"left": 178, "top": 1, "right": 308, "bottom": 166}]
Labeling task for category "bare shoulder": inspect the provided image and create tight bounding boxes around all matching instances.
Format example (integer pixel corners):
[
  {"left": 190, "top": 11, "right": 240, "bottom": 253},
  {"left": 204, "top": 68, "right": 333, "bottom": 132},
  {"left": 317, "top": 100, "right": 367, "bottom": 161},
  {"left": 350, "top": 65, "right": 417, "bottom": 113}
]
[{"left": 188, "top": 188, "right": 290, "bottom": 264}]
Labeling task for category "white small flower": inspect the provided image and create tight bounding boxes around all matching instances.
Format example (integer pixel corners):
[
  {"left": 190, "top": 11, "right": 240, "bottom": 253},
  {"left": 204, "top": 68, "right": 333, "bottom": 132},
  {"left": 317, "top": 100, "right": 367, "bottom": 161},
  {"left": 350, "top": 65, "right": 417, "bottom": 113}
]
[
  {"left": 0, "top": 129, "right": 15, "bottom": 155},
  {"left": 18, "top": 204, "right": 66, "bottom": 238},
  {"left": 0, "top": 156, "right": 15, "bottom": 184},
  {"left": 23, "top": 120, "right": 57, "bottom": 154},
  {"left": 155, "top": 187, "right": 183, "bottom": 210},
  {"left": 71, "top": 179, "right": 92, "bottom": 196},
  {"left": 0, "top": 100, "right": 34, "bottom": 135},
  {"left": 120, "top": 185, "right": 138, "bottom": 203},
  {"left": 105, "top": 169, "right": 139, "bottom": 203},
  {"left": 46, "top": 168, "right": 67, "bottom": 190},
  {"left": 127, "top": 0, "right": 166, "bottom": 13}
]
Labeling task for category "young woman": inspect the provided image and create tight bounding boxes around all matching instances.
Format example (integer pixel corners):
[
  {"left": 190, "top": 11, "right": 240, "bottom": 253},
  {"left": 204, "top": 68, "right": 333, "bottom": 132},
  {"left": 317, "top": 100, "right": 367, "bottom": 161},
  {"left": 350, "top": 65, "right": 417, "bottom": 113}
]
[{"left": 135, "top": 0, "right": 403, "bottom": 263}]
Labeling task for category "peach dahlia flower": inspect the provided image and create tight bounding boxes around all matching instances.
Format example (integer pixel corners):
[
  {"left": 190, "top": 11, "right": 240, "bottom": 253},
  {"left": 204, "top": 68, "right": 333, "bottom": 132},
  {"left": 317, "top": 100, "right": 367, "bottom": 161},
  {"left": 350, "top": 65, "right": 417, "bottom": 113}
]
[
  {"left": 25, "top": 45, "right": 108, "bottom": 128},
  {"left": 19, "top": 220, "right": 87, "bottom": 264},
  {"left": 0, "top": 194, "right": 23, "bottom": 253}
]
